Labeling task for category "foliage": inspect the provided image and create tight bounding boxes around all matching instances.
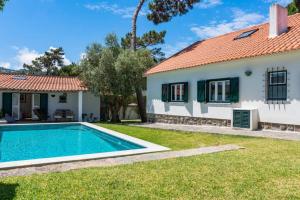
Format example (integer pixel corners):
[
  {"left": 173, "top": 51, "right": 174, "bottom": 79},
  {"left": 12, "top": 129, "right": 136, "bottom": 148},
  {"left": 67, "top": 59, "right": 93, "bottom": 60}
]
[
  {"left": 0, "top": 0, "right": 8, "bottom": 11},
  {"left": 80, "top": 34, "right": 145, "bottom": 122},
  {"left": 287, "top": 0, "right": 300, "bottom": 15},
  {"left": 115, "top": 48, "right": 155, "bottom": 90},
  {"left": 58, "top": 63, "right": 80, "bottom": 76},
  {"left": 1, "top": 124, "right": 300, "bottom": 199},
  {"left": 147, "top": 0, "right": 200, "bottom": 24},
  {"left": 23, "top": 47, "right": 65, "bottom": 75},
  {"left": 121, "top": 30, "right": 166, "bottom": 62}
]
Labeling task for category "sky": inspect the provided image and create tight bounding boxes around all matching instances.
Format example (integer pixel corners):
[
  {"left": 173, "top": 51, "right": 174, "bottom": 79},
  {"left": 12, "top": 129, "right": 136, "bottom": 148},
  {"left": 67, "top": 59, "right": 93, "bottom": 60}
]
[{"left": 0, "top": 0, "right": 293, "bottom": 70}]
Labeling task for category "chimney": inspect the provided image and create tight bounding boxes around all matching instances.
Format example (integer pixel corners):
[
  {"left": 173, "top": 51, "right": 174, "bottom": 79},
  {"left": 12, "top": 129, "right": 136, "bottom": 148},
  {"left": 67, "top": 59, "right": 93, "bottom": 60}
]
[{"left": 269, "top": 4, "right": 288, "bottom": 38}]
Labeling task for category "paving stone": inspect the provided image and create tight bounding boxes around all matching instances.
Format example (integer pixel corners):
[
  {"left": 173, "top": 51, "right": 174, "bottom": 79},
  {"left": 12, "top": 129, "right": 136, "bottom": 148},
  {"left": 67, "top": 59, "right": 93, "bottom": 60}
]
[{"left": 132, "top": 123, "right": 300, "bottom": 141}]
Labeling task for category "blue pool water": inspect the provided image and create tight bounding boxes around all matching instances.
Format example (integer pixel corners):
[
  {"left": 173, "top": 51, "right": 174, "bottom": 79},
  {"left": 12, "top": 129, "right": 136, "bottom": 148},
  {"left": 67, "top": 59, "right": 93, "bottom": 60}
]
[{"left": 0, "top": 124, "right": 144, "bottom": 162}]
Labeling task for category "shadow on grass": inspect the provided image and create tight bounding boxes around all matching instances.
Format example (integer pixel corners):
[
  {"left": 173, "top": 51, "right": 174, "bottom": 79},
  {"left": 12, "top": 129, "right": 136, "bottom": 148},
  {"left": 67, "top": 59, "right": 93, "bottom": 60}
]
[{"left": 0, "top": 183, "right": 19, "bottom": 200}]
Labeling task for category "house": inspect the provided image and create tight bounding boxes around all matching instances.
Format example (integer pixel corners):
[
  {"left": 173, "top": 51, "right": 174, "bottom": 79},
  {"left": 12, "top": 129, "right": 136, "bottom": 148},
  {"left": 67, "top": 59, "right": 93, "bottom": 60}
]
[
  {"left": 0, "top": 73, "right": 100, "bottom": 122},
  {"left": 145, "top": 4, "right": 300, "bottom": 132}
]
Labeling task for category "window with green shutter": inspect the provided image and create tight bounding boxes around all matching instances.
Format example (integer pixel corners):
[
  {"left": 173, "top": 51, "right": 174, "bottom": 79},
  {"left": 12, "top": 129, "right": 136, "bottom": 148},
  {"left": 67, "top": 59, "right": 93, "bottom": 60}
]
[
  {"left": 199, "top": 77, "right": 239, "bottom": 103},
  {"left": 162, "top": 82, "right": 189, "bottom": 103}
]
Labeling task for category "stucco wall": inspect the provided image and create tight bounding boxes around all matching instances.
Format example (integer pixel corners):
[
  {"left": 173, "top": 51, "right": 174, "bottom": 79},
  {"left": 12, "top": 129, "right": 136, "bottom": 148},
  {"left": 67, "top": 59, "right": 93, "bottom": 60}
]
[
  {"left": 147, "top": 50, "right": 300, "bottom": 125},
  {"left": 82, "top": 91, "right": 100, "bottom": 119},
  {"left": 0, "top": 91, "right": 100, "bottom": 121}
]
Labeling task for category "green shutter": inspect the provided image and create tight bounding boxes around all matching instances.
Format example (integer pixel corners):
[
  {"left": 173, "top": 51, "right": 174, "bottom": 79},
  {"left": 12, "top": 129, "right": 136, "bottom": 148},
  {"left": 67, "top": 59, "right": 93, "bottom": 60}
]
[
  {"left": 40, "top": 93, "right": 48, "bottom": 120},
  {"left": 183, "top": 82, "right": 189, "bottom": 102},
  {"left": 205, "top": 81, "right": 210, "bottom": 102},
  {"left": 197, "top": 81, "right": 206, "bottom": 102},
  {"left": 230, "top": 77, "right": 239, "bottom": 103},
  {"left": 161, "top": 84, "right": 169, "bottom": 102},
  {"left": 2, "top": 93, "right": 12, "bottom": 116}
]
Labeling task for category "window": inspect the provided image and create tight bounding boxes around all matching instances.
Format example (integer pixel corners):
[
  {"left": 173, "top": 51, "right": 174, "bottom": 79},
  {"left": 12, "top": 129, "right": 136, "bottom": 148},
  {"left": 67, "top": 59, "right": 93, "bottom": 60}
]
[
  {"left": 170, "top": 83, "right": 185, "bottom": 102},
  {"left": 267, "top": 71, "right": 287, "bottom": 101},
  {"left": 59, "top": 93, "right": 67, "bottom": 103},
  {"left": 234, "top": 29, "right": 258, "bottom": 40},
  {"left": 209, "top": 80, "right": 230, "bottom": 102}
]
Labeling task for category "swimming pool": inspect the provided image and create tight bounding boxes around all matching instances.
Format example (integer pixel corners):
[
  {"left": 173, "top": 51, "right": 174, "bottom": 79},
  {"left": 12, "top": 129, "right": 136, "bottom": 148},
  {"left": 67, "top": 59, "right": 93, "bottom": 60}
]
[{"left": 0, "top": 123, "right": 169, "bottom": 169}]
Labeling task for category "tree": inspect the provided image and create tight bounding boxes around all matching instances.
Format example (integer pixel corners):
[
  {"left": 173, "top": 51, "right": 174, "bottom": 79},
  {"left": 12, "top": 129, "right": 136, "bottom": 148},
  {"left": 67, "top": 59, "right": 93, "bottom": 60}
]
[
  {"left": 58, "top": 63, "right": 81, "bottom": 76},
  {"left": 121, "top": 30, "right": 166, "bottom": 62},
  {"left": 80, "top": 34, "right": 135, "bottom": 122},
  {"left": 130, "top": 0, "right": 200, "bottom": 122},
  {"left": 287, "top": 0, "right": 300, "bottom": 15},
  {"left": 0, "top": 0, "right": 8, "bottom": 11},
  {"left": 23, "top": 47, "right": 65, "bottom": 75}
]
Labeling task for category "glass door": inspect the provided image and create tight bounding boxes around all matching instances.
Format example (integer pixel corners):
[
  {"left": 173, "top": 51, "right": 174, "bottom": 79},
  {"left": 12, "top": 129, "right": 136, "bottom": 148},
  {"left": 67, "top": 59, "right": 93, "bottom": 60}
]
[
  {"left": 12, "top": 93, "right": 20, "bottom": 120},
  {"left": 32, "top": 94, "right": 40, "bottom": 120}
]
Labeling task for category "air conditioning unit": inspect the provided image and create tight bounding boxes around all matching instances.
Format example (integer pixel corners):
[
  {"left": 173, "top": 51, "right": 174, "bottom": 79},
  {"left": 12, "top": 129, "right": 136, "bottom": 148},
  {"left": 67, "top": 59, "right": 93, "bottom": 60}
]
[{"left": 232, "top": 108, "right": 258, "bottom": 131}]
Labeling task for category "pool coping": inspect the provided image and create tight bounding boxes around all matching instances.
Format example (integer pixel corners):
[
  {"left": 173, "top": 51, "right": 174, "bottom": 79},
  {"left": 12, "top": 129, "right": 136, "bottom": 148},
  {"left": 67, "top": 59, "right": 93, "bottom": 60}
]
[{"left": 0, "top": 122, "right": 170, "bottom": 170}]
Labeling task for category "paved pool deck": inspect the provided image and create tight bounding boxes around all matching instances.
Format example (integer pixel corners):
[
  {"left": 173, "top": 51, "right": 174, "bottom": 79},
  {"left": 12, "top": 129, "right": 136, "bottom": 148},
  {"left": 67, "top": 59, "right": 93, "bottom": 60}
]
[
  {"left": 0, "top": 144, "right": 242, "bottom": 177},
  {"left": 131, "top": 123, "right": 300, "bottom": 141}
]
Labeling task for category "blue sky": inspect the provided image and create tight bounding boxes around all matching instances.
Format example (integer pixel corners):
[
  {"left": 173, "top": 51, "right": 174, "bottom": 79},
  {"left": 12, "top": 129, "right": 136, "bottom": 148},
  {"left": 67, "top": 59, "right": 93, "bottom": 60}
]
[{"left": 0, "top": 0, "right": 292, "bottom": 70}]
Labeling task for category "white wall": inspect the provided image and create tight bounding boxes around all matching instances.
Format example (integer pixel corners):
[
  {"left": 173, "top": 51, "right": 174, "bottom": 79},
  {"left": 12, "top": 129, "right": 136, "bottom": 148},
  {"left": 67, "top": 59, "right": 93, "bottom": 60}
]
[
  {"left": 82, "top": 91, "right": 100, "bottom": 119},
  {"left": 48, "top": 92, "right": 79, "bottom": 120},
  {"left": 147, "top": 50, "right": 300, "bottom": 125},
  {"left": 0, "top": 91, "right": 100, "bottom": 121}
]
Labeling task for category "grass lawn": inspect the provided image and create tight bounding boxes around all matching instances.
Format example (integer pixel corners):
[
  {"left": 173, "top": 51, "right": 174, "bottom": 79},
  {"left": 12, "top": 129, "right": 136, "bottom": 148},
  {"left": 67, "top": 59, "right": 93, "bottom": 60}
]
[{"left": 1, "top": 123, "right": 300, "bottom": 200}]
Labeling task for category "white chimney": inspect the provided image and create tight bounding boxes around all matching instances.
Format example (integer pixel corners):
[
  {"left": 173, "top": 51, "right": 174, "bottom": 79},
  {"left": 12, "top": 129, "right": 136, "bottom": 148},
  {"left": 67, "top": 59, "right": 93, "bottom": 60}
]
[{"left": 269, "top": 4, "right": 288, "bottom": 38}]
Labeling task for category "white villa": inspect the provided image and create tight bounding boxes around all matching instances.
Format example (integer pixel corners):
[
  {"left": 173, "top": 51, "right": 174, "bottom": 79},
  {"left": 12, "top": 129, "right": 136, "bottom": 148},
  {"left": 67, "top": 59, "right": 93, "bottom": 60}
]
[
  {"left": 0, "top": 74, "right": 100, "bottom": 122},
  {"left": 145, "top": 4, "right": 300, "bottom": 132}
]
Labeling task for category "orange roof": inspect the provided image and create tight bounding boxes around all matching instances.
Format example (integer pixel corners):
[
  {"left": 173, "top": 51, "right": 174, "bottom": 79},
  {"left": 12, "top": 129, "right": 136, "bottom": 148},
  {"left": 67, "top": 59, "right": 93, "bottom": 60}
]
[
  {"left": 145, "top": 13, "right": 300, "bottom": 76},
  {"left": 0, "top": 74, "right": 88, "bottom": 92}
]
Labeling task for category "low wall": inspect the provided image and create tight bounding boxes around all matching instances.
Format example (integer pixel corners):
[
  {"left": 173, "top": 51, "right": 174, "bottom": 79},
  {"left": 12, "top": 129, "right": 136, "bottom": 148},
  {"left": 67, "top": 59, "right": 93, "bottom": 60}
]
[
  {"left": 147, "top": 113, "right": 231, "bottom": 127},
  {"left": 148, "top": 113, "right": 300, "bottom": 133}
]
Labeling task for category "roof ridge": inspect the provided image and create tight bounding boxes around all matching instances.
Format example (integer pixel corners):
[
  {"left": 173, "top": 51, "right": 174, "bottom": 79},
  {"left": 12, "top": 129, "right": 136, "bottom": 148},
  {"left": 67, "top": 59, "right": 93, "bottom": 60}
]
[{"left": 0, "top": 72, "right": 79, "bottom": 79}]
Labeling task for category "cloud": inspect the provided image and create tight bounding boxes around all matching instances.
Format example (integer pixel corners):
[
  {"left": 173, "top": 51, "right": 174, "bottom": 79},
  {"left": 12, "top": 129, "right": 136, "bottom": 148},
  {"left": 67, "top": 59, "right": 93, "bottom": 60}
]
[
  {"left": 85, "top": 2, "right": 146, "bottom": 18},
  {"left": 14, "top": 47, "right": 71, "bottom": 69},
  {"left": 191, "top": 9, "right": 266, "bottom": 39},
  {"left": 195, "top": 0, "right": 222, "bottom": 9},
  {"left": 163, "top": 41, "right": 192, "bottom": 58},
  {"left": 0, "top": 62, "right": 11, "bottom": 69},
  {"left": 264, "top": 0, "right": 292, "bottom": 6},
  {"left": 16, "top": 47, "right": 41, "bottom": 68}
]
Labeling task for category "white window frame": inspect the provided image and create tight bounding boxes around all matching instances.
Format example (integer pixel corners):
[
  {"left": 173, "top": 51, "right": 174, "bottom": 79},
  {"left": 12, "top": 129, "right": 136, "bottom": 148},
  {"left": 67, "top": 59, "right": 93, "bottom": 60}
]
[
  {"left": 209, "top": 80, "right": 230, "bottom": 102},
  {"left": 269, "top": 71, "right": 287, "bottom": 85},
  {"left": 170, "top": 83, "right": 184, "bottom": 102}
]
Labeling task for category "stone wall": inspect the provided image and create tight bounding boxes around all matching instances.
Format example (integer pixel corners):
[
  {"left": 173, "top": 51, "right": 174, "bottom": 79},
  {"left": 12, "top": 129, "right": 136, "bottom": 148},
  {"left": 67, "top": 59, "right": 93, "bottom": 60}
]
[
  {"left": 147, "top": 113, "right": 300, "bottom": 133},
  {"left": 147, "top": 113, "right": 231, "bottom": 127},
  {"left": 259, "top": 122, "right": 300, "bottom": 132}
]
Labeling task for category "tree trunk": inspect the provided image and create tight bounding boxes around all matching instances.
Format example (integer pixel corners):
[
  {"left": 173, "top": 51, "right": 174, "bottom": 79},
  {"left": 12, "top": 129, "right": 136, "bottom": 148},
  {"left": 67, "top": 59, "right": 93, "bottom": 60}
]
[
  {"left": 131, "top": 0, "right": 148, "bottom": 122},
  {"left": 131, "top": 0, "right": 146, "bottom": 50},
  {"left": 135, "top": 87, "right": 147, "bottom": 122},
  {"left": 110, "top": 104, "right": 121, "bottom": 123}
]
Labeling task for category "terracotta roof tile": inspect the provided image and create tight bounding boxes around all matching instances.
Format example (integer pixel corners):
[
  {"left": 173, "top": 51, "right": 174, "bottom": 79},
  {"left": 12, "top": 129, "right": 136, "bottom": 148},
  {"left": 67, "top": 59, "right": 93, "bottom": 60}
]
[
  {"left": 145, "top": 13, "right": 300, "bottom": 76},
  {"left": 0, "top": 74, "right": 88, "bottom": 92}
]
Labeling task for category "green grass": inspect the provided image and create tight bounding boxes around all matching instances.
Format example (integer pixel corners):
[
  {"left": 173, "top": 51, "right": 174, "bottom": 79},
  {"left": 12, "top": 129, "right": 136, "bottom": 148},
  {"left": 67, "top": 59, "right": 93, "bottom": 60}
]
[{"left": 1, "top": 123, "right": 300, "bottom": 200}]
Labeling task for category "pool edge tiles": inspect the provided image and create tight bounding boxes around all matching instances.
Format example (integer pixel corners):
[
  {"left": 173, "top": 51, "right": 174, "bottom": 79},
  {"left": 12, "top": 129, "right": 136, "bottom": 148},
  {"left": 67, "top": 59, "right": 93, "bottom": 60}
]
[{"left": 0, "top": 122, "right": 170, "bottom": 169}]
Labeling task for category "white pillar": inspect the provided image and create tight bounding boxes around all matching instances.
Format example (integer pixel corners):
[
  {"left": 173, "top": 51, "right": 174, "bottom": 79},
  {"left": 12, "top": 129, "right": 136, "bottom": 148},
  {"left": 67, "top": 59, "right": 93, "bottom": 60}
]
[{"left": 78, "top": 91, "right": 83, "bottom": 122}]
